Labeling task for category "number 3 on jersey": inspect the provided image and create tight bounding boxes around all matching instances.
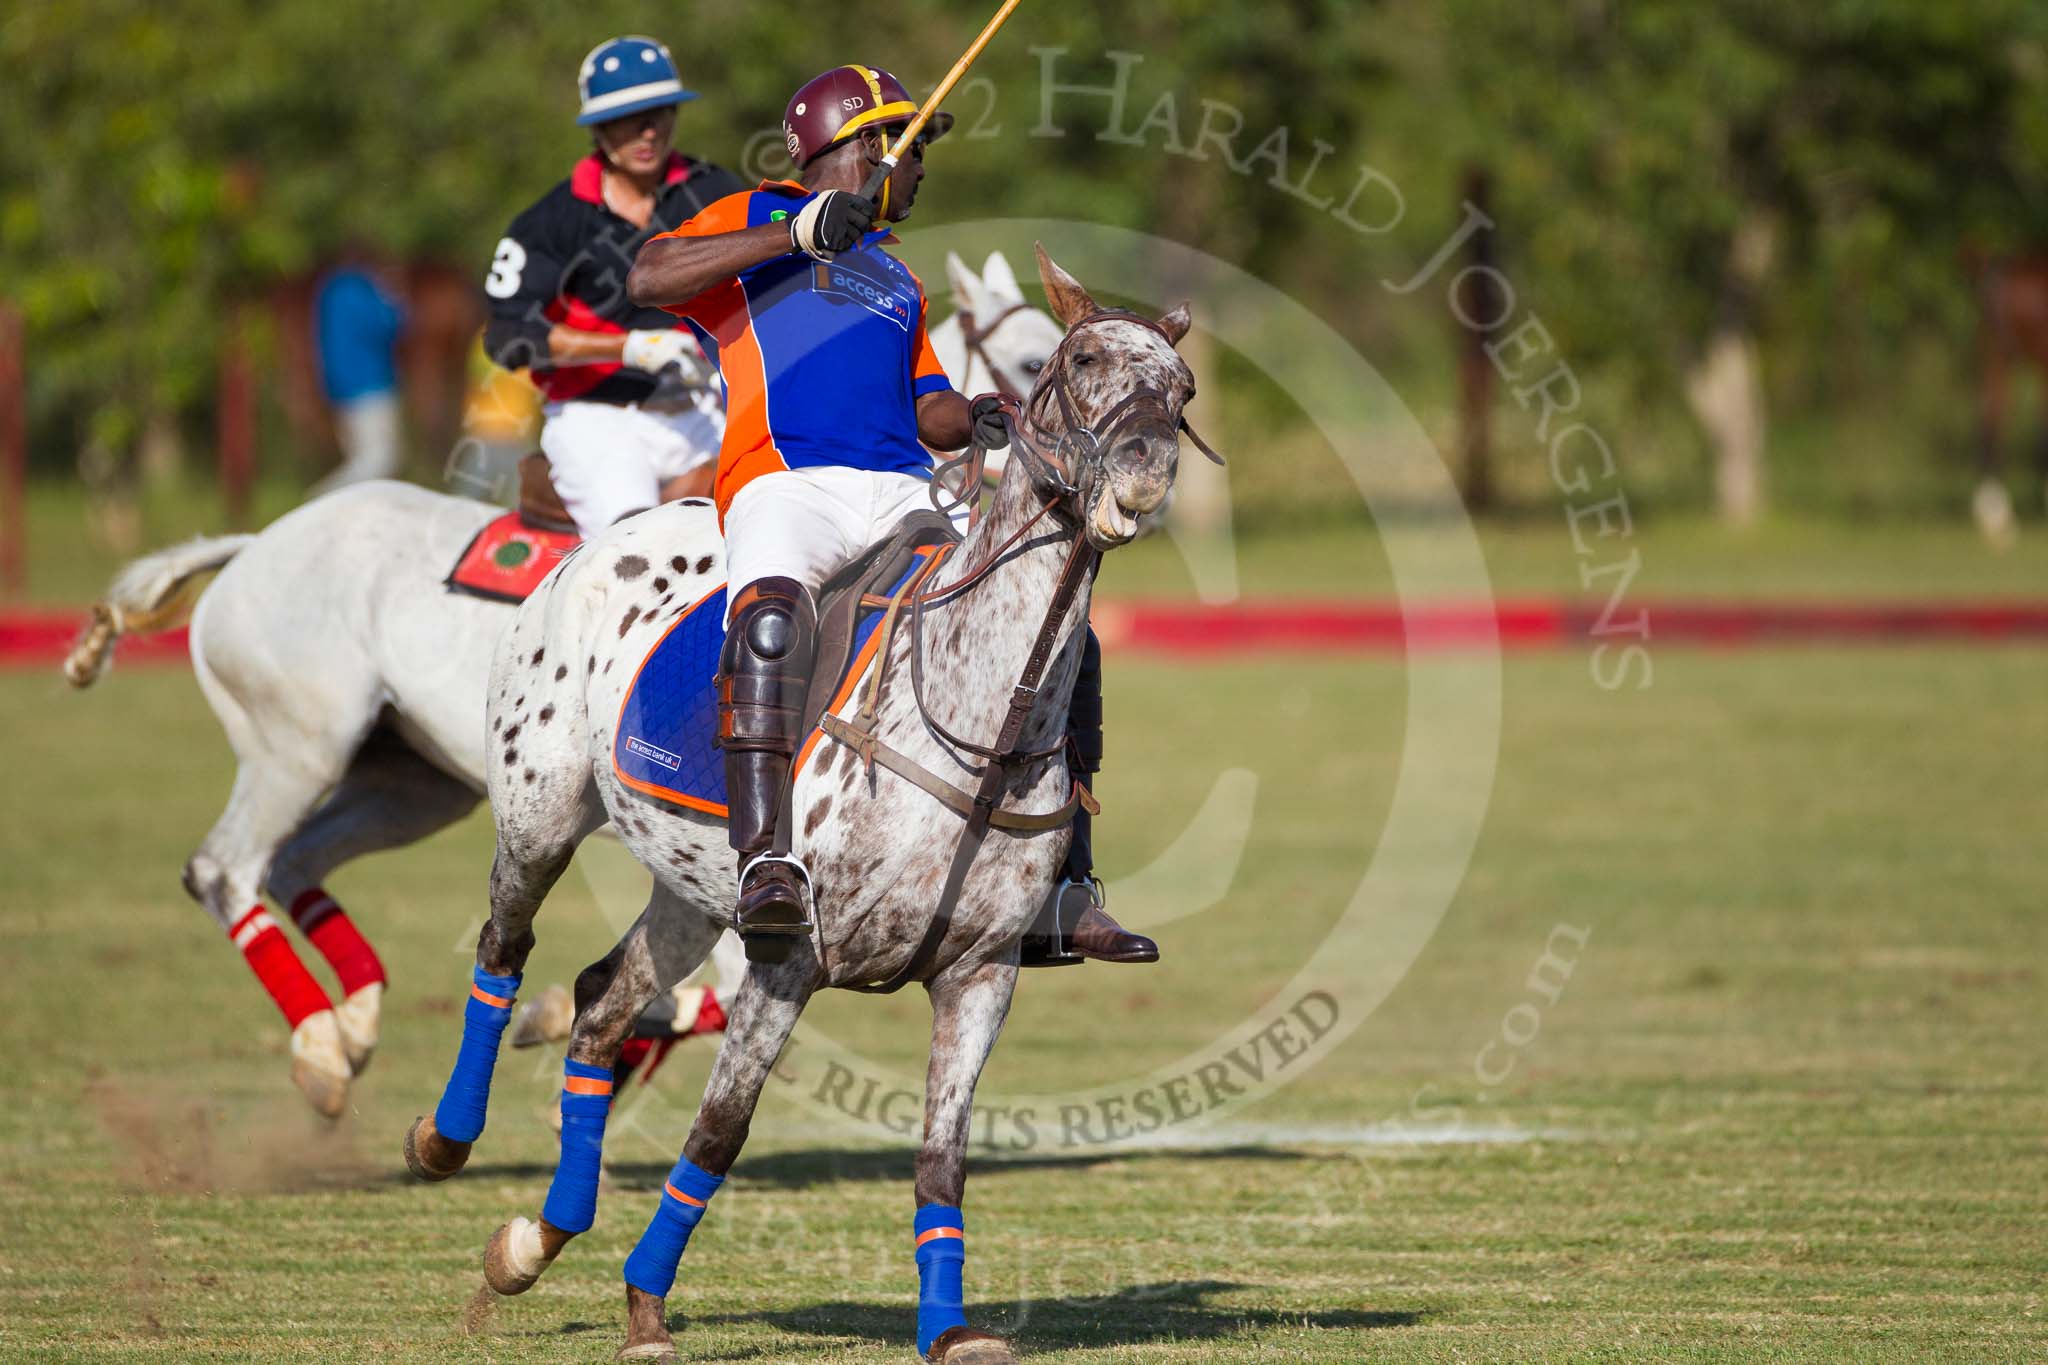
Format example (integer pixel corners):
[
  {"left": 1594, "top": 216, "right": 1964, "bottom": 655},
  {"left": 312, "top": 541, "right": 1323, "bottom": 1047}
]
[{"left": 485, "top": 238, "right": 528, "bottom": 299}]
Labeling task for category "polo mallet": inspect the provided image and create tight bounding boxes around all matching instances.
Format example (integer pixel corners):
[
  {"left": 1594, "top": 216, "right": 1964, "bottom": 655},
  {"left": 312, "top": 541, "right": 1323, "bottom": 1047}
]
[{"left": 858, "top": 0, "right": 1024, "bottom": 210}]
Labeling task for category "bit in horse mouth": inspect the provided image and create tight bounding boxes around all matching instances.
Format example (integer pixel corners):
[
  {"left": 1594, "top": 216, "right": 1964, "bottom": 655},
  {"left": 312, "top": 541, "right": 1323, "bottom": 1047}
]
[{"left": 1089, "top": 489, "right": 1144, "bottom": 546}]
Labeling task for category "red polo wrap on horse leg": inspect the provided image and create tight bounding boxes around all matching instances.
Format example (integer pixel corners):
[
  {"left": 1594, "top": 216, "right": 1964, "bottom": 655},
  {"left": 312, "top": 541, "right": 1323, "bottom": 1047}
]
[
  {"left": 617, "top": 1037, "right": 656, "bottom": 1082},
  {"left": 289, "top": 887, "right": 387, "bottom": 994},
  {"left": 693, "top": 991, "right": 728, "bottom": 1036},
  {"left": 230, "top": 906, "right": 331, "bottom": 1027}
]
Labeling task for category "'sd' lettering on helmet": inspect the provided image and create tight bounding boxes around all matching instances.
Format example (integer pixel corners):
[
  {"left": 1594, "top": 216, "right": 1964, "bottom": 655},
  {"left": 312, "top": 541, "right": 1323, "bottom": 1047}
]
[{"left": 781, "top": 64, "right": 953, "bottom": 167}]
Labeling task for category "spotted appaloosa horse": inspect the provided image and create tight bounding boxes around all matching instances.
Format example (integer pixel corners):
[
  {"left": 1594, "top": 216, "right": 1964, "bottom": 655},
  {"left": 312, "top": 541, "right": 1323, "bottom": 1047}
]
[
  {"left": 403, "top": 247, "right": 1200, "bottom": 1365},
  {"left": 61, "top": 254, "right": 1056, "bottom": 1121}
]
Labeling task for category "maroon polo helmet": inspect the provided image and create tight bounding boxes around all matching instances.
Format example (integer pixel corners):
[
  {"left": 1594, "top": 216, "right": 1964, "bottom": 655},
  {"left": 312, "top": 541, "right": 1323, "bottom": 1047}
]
[{"left": 781, "top": 64, "right": 953, "bottom": 168}]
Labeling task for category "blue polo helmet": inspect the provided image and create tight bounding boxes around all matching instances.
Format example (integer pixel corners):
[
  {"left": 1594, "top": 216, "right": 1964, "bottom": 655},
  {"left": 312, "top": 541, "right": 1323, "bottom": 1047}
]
[{"left": 577, "top": 36, "right": 696, "bottom": 126}]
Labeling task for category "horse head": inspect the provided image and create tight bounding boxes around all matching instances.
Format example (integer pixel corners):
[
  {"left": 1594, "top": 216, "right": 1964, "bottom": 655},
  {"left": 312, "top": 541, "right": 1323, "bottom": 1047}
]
[{"left": 1018, "top": 244, "right": 1198, "bottom": 551}]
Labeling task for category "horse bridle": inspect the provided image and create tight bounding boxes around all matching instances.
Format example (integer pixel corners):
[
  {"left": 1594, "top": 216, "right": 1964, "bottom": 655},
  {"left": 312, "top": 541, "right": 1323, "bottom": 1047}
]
[
  {"left": 835, "top": 309, "right": 1223, "bottom": 992},
  {"left": 929, "top": 307, "right": 1225, "bottom": 535},
  {"left": 956, "top": 300, "right": 1035, "bottom": 400},
  {"left": 1016, "top": 309, "right": 1223, "bottom": 494}
]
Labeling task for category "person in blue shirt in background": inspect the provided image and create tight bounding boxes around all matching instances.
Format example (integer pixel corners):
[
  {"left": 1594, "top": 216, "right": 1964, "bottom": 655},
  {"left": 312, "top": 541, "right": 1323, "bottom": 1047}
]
[{"left": 311, "top": 250, "right": 407, "bottom": 496}]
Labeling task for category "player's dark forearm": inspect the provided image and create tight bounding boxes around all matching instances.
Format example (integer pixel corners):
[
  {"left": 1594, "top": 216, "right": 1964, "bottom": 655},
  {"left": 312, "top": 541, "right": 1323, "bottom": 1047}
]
[
  {"left": 916, "top": 391, "right": 972, "bottom": 451},
  {"left": 628, "top": 226, "right": 794, "bottom": 308}
]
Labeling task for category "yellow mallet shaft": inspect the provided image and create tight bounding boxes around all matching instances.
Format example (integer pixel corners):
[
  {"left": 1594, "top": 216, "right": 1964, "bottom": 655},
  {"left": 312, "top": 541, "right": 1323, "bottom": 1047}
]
[{"left": 858, "top": 0, "right": 1024, "bottom": 202}]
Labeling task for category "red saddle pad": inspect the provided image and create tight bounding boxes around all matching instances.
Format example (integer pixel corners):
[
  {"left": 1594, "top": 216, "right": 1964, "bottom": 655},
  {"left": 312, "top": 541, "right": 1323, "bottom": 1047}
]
[{"left": 445, "top": 511, "right": 581, "bottom": 604}]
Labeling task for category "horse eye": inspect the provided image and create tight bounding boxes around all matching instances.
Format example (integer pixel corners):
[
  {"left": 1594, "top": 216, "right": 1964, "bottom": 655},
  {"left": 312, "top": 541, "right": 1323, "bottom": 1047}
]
[
  {"left": 1023, "top": 359, "right": 1045, "bottom": 375},
  {"left": 1073, "top": 352, "right": 1099, "bottom": 367}
]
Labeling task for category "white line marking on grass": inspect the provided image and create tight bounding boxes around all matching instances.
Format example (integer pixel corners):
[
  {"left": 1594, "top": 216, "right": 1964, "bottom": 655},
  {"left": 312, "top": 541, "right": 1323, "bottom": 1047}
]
[
  {"left": 1118, "top": 1121, "right": 1578, "bottom": 1149},
  {"left": 747, "top": 1119, "right": 1578, "bottom": 1155}
]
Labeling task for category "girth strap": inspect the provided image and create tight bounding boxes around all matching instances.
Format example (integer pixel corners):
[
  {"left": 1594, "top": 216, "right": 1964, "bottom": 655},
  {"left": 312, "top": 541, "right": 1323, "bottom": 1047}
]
[{"left": 819, "top": 713, "right": 1097, "bottom": 832}]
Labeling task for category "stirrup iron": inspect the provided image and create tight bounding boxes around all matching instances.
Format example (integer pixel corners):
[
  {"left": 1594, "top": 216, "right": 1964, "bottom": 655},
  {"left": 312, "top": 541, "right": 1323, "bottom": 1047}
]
[
  {"left": 735, "top": 852, "right": 815, "bottom": 930},
  {"left": 1018, "top": 875, "right": 1098, "bottom": 968}
]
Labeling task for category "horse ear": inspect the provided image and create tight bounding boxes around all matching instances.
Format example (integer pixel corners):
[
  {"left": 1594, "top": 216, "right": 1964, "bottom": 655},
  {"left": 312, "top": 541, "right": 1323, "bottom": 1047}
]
[
  {"left": 1034, "top": 242, "right": 1098, "bottom": 329},
  {"left": 1157, "top": 303, "right": 1192, "bottom": 347},
  {"left": 945, "top": 251, "right": 988, "bottom": 318},
  {"left": 981, "top": 251, "right": 1024, "bottom": 303}
]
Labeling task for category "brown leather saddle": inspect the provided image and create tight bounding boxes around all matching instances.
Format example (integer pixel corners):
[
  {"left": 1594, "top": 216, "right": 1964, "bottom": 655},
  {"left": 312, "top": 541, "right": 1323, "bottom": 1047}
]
[
  {"left": 516, "top": 453, "right": 577, "bottom": 534},
  {"left": 798, "top": 509, "right": 961, "bottom": 740}
]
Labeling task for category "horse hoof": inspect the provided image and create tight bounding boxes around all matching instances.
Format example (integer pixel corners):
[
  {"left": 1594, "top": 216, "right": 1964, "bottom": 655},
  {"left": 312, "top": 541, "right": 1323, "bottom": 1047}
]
[
  {"left": 483, "top": 1217, "right": 556, "bottom": 1296},
  {"left": 404, "top": 1113, "right": 471, "bottom": 1181},
  {"left": 510, "top": 983, "right": 575, "bottom": 1049},
  {"left": 335, "top": 982, "right": 383, "bottom": 1075},
  {"left": 927, "top": 1327, "right": 1018, "bottom": 1363},
  {"left": 620, "top": 1284, "right": 677, "bottom": 1362},
  {"left": 290, "top": 1011, "right": 352, "bottom": 1119}
]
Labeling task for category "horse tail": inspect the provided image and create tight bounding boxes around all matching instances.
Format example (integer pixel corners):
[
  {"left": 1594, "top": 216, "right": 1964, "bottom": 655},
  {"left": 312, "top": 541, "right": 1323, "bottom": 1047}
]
[{"left": 63, "top": 533, "right": 256, "bottom": 688}]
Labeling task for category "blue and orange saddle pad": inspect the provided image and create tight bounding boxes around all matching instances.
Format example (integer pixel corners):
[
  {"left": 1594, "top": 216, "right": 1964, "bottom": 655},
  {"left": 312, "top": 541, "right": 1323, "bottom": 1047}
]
[
  {"left": 610, "top": 548, "right": 944, "bottom": 818},
  {"left": 448, "top": 510, "right": 943, "bottom": 820}
]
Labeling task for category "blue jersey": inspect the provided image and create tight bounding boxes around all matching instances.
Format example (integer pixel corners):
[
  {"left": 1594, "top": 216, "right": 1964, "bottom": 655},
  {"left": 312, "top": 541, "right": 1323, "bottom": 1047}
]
[
  {"left": 314, "top": 268, "right": 404, "bottom": 404},
  {"left": 652, "top": 180, "right": 953, "bottom": 518}
]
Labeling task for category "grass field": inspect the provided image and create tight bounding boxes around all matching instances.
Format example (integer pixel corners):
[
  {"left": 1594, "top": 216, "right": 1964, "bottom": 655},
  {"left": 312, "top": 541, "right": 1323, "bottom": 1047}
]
[
  {"left": 2, "top": 545, "right": 2044, "bottom": 1363},
  {"left": 14, "top": 474, "right": 2048, "bottom": 606}
]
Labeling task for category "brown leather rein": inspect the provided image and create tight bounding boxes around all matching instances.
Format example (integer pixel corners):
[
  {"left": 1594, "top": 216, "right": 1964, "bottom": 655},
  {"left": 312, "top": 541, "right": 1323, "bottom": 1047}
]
[
  {"left": 957, "top": 300, "right": 1035, "bottom": 401},
  {"left": 830, "top": 308, "right": 1222, "bottom": 993}
]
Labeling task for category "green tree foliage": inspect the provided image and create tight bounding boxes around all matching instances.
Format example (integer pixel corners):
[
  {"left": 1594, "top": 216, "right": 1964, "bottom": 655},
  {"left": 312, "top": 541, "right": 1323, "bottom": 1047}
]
[
  {"left": 3, "top": 0, "right": 2044, "bottom": 510},
  {"left": 1434, "top": 0, "right": 2048, "bottom": 399}
]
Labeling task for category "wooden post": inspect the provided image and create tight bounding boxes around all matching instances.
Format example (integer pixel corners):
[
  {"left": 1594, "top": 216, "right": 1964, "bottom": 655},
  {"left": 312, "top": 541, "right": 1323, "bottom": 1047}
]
[
  {"left": 1454, "top": 167, "right": 1497, "bottom": 511},
  {"left": 217, "top": 305, "right": 256, "bottom": 526},
  {"left": 1687, "top": 212, "right": 1775, "bottom": 527},
  {"left": 0, "top": 302, "right": 25, "bottom": 594}
]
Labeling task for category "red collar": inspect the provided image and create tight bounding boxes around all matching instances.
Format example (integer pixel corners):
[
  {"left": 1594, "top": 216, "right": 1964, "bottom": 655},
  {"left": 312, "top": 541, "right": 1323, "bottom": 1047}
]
[{"left": 572, "top": 153, "right": 695, "bottom": 206}]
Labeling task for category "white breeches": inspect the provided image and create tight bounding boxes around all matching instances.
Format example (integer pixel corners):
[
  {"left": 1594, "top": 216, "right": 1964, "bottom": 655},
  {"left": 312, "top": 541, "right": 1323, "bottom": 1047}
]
[
  {"left": 720, "top": 466, "right": 967, "bottom": 622},
  {"left": 312, "top": 391, "right": 404, "bottom": 496},
  {"left": 539, "top": 399, "right": 722, "bottom": 539}
]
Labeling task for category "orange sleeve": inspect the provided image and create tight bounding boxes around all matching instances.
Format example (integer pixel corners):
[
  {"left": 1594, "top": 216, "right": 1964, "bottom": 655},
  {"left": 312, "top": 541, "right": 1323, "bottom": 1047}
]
[
  {"left": 647, "top": 192, "right": 758, "bottom": 324},
  {"left": 649, "top": 191, "right": 755, "bottom": 243},
  {"left": 910, "top": 290, "right": 953, "bottom": 397}
]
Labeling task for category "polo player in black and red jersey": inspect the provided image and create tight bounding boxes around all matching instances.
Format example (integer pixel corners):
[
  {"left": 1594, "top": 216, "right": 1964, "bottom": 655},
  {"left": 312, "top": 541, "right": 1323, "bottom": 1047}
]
[
  {"left": 483, "top": 36, "right": 747, "bottom": 538},
  {"left": 629, "top": 64, "right": 1156, "bottom": 969}
]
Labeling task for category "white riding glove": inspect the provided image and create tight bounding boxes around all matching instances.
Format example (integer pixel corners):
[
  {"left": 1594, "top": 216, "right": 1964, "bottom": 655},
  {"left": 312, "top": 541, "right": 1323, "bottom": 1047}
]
[{"left": 622, "top": 329, "right": 711, "bottom": 386}]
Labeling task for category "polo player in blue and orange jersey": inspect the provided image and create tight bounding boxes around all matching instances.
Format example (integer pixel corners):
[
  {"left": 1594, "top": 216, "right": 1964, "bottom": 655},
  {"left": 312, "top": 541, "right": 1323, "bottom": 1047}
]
[{"left": 628, "top": 64, "right": 1154, "bottom": 968}]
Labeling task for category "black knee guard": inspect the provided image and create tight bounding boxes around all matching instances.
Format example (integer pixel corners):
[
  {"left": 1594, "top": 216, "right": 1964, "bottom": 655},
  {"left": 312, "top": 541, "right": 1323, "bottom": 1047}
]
[{"left": 717, "top": 576, "right": 817, "bottom": 858}]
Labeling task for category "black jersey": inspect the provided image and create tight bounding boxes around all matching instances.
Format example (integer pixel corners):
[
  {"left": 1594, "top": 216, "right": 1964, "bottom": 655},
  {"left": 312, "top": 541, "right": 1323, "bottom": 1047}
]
[{"left": 482, "top": 152, "right": 745, "bottom": 404}]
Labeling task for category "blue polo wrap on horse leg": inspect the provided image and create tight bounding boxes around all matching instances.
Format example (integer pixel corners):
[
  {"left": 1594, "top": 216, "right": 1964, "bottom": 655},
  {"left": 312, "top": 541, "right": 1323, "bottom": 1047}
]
[
  {"left": 914, "top": 1204, "right": 967, "bottom": 1355},
  {"left": 539, "top": 1058, "right": 614, "bottom": 1233},
  {"left": 622, "top": 1157, "right": 724, "bottom": 1297},
  {"left": 431, "top": 966, "right": 521, "bottom": 1143}
]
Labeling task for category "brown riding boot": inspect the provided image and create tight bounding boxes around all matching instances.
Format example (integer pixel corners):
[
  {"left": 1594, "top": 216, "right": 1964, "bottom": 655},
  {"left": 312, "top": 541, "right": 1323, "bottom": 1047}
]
[
  {"left": 1017, "top": 859, "right": 1160, "bottom": 967},
  {"left": 717, "top": 577, "right": 816, "bottom": 961},
  {"left": 1066, "top": 889, "right": 1159, "bottom": 964}
]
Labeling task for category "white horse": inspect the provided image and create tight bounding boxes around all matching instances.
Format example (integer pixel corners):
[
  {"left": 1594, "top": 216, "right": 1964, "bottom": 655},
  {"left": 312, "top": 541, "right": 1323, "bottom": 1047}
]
[
  {"left": 404, "top": 247, "right": 1200, "bottom": 1365},
  {"left": 64, "top": 252, "right": 1057, "bottom": 1119}
]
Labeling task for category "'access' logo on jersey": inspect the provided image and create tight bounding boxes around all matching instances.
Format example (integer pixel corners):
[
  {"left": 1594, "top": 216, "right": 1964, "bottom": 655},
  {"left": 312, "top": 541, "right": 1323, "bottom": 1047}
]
[{"left": 810, "top": 260, "right": 914, "bottom": 331}]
